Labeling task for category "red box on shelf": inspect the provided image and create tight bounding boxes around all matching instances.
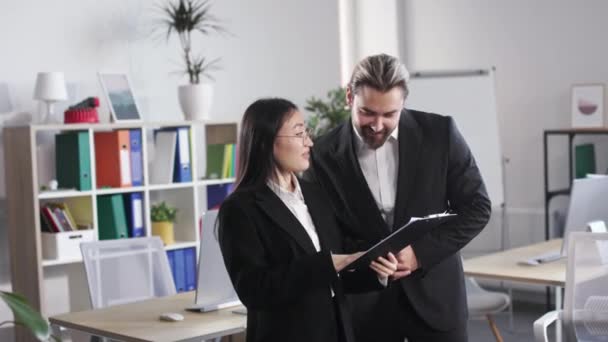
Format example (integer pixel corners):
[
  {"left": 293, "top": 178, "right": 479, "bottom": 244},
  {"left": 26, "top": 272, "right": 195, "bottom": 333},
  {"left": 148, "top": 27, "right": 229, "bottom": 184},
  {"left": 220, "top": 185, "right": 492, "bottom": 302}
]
[{"left": 64, "top": 108, "right": 99, "bottom": 124}]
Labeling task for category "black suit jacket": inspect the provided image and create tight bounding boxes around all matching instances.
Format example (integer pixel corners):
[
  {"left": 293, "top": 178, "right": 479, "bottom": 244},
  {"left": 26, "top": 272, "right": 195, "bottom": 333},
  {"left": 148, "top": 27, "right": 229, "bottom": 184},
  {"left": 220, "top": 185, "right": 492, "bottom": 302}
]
[
  {"left": 307, "top": 109, "right": 492, "bottom": 331},
  {"left": 218, "top": 179, "right": 382, "bottom": 342}
]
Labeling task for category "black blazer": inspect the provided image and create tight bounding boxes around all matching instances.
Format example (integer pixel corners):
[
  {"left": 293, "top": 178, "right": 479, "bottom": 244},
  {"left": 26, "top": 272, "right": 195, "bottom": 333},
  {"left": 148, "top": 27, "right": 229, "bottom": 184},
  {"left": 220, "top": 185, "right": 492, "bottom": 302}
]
[
  {"left": 218, "top": 179, "right": 382, "bottom": 342},
  {"left": 307, "top": 109, "right": 492, "bottom": 331}
]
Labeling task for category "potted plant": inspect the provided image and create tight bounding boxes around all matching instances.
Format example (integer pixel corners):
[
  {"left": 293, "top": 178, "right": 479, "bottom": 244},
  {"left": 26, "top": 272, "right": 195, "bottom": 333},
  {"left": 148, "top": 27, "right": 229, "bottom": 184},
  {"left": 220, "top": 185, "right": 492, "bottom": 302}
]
[
  {"left": 0, "top": 291, "right": 59, "bottom": 341},
  {"left": 305, "top": 87, "right": 351, "bottom": 140},
  {"left": 151, "top": 201, "right": 178, "bottom": 245},
  {"left": 155, "top": 0, "right": 227, "bottom": 121}
]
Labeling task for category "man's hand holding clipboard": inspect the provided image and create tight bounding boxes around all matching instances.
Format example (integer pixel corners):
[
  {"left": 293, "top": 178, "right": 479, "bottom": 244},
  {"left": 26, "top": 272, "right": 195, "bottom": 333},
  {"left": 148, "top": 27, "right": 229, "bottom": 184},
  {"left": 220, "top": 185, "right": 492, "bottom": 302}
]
[{"left": 340, "top": 212, "right": 458, "bottom": 274}]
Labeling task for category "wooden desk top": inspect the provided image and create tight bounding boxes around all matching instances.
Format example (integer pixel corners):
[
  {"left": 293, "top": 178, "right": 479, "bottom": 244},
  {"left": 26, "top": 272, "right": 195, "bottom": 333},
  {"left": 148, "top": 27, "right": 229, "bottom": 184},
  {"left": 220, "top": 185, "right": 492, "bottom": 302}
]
[
  {"left": 49, "top": 292, "right": 246, "bottom": 342},
  {"left": 463, "top": 239, "right": 566, "bottom": 287}
]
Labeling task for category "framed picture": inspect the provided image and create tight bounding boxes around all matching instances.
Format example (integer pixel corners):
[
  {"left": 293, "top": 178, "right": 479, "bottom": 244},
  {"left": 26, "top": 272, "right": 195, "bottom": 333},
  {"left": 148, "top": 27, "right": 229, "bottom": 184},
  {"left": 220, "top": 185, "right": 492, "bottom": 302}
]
[
  {"left": 98, "top": 72, "right": 142, "bottom": 122},
  {"left": 571, "top": 83, "right": 605, "bottom": 128}
]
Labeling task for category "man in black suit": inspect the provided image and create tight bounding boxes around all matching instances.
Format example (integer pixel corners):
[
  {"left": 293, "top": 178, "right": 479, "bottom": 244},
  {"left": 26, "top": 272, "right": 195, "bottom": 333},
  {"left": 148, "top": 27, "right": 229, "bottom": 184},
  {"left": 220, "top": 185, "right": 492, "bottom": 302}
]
[{"left": 306, "top": 54, "right": 492, "bottom": 342}]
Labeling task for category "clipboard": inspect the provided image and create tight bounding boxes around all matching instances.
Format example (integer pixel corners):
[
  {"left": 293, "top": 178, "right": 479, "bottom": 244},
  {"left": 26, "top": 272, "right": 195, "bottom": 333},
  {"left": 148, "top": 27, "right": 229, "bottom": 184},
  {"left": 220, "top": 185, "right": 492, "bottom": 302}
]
[{"left": 341, "top": 213, "right": 458, "bottom": 272}]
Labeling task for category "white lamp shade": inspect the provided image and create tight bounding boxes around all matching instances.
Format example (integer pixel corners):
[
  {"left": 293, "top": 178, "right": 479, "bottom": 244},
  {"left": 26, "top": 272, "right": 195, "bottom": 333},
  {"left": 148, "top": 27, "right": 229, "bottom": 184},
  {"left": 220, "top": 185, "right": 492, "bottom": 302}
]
[{"left": 33, "top": 72, "right": 67, "bottom": 101}]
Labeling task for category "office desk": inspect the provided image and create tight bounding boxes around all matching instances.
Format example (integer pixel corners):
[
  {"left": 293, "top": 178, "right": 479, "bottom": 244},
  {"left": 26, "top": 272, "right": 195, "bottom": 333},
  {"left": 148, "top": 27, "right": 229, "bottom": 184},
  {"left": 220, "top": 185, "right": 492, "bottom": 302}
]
[
  {"left": 463, "top": 239, "right": 566, "bottom": 341},
  {"left": 49, "top": 292, "right": 246, "bottom": 342},
  {"left": 463, "top": 239, "right": 566, "bottom": 287}
]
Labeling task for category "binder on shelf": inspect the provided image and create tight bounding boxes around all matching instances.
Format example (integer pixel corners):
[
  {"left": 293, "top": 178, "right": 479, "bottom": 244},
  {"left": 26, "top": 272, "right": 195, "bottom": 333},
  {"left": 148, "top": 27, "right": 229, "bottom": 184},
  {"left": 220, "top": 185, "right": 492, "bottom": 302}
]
[
  {"left": 97, "top": 194, "right": 129, "bottom": 240},
  {"left": 184, "top": 247, "right": 197, "bottom": 291},
  {"left": 207, "top": 183, "right": 234, "bottom": 210},
  {"left": 575, "top": 143, "right": 596, "bottom": 179},
  {"left": 124, "top": 192, "right": 144, "bottom": 237},
  {"left": 129, "top": 130, "right": 144, "bottom": 186},
  {"left": 55, "top": 131, "right": 92, "bottom": 191},
  {"left": 206, "top": 144, "right": 225, "bottom": 179},
  {"left": 94, "top": 130, "right": 132, "bottom": 188},
  {"left": 150, "top": 130, "right": 177, "bottom": 184},
  {"left": 174, "top": 248, "right": 187, "bottom": 292},
  {"left": 167, "top": 250, "right": 177, "bottom": 285},
  {"left": 174, "top": 127, "right": 193, "bottom": 183},
  {"left": 231, "top": 144, "right": 237, "bottom": 178}
]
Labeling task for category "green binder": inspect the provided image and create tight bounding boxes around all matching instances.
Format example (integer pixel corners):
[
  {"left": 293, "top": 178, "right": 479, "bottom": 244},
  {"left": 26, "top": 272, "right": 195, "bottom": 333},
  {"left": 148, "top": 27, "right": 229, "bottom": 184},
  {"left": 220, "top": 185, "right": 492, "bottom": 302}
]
[
  {"left": 55, "top": 131, "right": 92, "bottom": 190},
  {"left": 206, "top": 144, "right": 225, "bottom": 179},
  {"left": 97, "top": 194, "right": 128, "bottom": 240},
  {"left": 575, "top": 144, "right": 596, "bottom": 179}
]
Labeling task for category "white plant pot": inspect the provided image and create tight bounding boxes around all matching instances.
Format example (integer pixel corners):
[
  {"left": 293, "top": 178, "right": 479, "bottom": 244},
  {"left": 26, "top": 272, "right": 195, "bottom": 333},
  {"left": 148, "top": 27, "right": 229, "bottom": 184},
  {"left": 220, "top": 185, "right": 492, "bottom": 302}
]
[{"left": 178, "top": 83, "right": 214, "bottom": 121}]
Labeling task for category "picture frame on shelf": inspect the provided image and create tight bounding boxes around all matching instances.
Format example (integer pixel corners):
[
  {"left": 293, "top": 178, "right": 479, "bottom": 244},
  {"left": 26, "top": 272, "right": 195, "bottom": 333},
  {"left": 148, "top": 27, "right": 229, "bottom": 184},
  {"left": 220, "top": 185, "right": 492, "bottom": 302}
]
[
  {"left": 571, "top": 83, "right": 605, "bottom": 128},
  {"left": 98, "top": 72, "right": 142, "bottom": 122}
]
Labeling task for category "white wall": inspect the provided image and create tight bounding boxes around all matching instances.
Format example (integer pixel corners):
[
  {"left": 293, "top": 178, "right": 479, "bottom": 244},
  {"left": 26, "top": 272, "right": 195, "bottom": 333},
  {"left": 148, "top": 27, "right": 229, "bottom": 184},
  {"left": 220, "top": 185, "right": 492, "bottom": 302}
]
[
  {"left": 0, "top": 0, "right": 341, "bottom": 338},
  {"left": 402, "top": 0, "right": 608, "bottom": 245}
]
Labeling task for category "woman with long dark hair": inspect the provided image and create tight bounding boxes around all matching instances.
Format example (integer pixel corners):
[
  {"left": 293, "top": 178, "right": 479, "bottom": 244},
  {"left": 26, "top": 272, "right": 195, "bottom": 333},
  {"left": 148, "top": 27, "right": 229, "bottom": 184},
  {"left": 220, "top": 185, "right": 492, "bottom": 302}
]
[{"left": 218, "top": 98, "right": 397, "bottom": 342}]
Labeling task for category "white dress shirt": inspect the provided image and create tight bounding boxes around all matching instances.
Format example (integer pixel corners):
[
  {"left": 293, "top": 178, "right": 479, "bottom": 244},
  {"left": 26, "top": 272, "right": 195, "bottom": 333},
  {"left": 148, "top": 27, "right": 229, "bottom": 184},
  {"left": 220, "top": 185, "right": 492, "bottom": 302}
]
[{"left": 353, "top": 123, "right": 399, "bottom": 229}]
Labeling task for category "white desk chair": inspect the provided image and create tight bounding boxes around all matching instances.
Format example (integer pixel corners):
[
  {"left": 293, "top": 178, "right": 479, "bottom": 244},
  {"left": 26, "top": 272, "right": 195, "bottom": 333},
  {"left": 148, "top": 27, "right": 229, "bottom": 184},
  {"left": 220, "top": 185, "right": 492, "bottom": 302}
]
[
  {"left": 71, "top": 237, "right": 176, "bottom": 342},
  {"left": 534, "top": 232, "right": 608, "bottom": 342},
  {"left": 80, "top": 236, "right": 176, "bottom": 309},
  {"left": 466, "top": 276, "right": 511, "bottom": 342}
]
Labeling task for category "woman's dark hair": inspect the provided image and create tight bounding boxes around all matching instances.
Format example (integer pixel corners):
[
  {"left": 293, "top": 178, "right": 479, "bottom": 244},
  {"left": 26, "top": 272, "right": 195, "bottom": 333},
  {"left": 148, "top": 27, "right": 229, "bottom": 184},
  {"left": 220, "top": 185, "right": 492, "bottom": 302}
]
[{"left": 234, "top": 98, "right": 298, "bottom": 192}]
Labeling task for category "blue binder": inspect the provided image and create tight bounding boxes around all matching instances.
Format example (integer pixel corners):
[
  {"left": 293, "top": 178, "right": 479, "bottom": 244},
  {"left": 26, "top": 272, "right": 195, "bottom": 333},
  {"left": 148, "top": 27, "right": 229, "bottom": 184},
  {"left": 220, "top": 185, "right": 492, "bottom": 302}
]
[
  {"left": 184, "top": 247, "right": 197, "bottom": 291},
  {"left": 124, "top": 192, "right": 144, "bottom": 237},
  {"left": 129, "top": 130, "right": 144, "bottom": 186},
  {"left": 174, "top": 248, "right": 187, "bottom": 292},
  {"left": 173, "top": 127, "right": 192, "bottom": 183},
  {"left": 207, "top": 183, "right": 234, "bottom": 210}
]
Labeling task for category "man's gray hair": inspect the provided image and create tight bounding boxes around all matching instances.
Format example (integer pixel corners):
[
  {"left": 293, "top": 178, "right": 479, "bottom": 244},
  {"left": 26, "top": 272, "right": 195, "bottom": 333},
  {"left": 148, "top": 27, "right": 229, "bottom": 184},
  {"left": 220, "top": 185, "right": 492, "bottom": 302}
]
[{"left": 349, "top": 53, "right": 410, "bottom": 98}]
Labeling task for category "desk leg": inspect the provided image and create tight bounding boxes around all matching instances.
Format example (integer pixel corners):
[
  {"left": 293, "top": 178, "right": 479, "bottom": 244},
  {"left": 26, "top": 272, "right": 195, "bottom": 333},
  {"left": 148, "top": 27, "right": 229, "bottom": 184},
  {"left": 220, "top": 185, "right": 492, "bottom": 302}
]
[{"left": 555, "top": 286, "right": 563, "bottom": 342}]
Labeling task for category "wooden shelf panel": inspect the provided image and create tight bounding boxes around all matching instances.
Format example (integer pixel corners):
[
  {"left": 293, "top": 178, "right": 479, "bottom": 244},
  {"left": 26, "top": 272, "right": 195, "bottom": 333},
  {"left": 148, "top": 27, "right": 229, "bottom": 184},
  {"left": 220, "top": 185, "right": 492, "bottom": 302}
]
[
  {"left": 96, "top": 186, "right": 146, "bottom": 196},
  {"left": 165, "top": 241, "right": 198, "bottom": 251},
  {"left": 39, "top": 190, "right": 93, "bottom": 199},
  {"left": 147, "top": 182, "right": 195, "bottom": 191},
  {"left": 198, "top": 178, "right": 236, "bottom": 186}
]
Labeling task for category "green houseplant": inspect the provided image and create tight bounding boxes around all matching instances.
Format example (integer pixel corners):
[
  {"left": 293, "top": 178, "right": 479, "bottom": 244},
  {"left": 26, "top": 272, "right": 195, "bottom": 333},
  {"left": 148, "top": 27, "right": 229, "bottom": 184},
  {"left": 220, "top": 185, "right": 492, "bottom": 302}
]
[
  {"left": 305, "top": 87, "right": 351, "bottom": 139},
  {"left": 151, "top": 201, "right": 178, "bottom": 245},
  {"left": 155, "top": 0, "right": 227, "bottom": 120},
  {"left": 0, "top": 291, "right": 59, "bottom": 341}
]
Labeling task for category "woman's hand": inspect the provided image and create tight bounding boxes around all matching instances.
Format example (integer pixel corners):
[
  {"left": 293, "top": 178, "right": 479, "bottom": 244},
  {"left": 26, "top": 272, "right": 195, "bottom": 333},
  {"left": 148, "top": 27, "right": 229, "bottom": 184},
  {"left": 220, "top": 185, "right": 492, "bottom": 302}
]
[
  {"left": 331, "top": 252, "right": 364, "bottom": 272},
  {"left": 370, "top": 252, "right": 398, "bottom": 278}
]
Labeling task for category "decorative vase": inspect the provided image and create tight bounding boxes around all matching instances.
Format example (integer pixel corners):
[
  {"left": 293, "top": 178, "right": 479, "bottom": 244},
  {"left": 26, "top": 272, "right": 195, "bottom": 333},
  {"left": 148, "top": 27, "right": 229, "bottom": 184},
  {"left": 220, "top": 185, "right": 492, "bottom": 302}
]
[
  {"left": 152, "top": 221, "right": 175, "bottom": 245},
  {"left": 178, "top": 83, "right": 214, "bottom": 121}
]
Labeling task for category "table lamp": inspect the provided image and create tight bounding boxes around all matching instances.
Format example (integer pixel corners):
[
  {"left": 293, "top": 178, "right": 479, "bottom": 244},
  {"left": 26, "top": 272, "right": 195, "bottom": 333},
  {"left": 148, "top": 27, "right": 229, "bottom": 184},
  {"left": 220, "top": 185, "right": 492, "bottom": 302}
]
[{"left": 33, "top": 72, "right": 68, "bottom": 123}]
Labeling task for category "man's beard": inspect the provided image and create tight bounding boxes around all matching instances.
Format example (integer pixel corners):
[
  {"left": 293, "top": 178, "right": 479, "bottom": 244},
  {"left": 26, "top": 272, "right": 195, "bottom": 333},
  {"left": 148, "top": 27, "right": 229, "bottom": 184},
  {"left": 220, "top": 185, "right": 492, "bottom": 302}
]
[{"left": 361, "top": 126, "right": 390, "bottom": 149}]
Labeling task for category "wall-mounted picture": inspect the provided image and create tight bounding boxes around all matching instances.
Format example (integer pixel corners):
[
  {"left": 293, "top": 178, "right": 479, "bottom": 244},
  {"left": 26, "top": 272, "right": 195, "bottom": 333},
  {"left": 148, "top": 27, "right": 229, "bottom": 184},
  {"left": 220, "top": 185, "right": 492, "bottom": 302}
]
[
  {"left": 98, "top": 73, "right": 142, "bottom": 122},
  {"left": 571, "top": 83, "right": 605, "bottom": 128}
]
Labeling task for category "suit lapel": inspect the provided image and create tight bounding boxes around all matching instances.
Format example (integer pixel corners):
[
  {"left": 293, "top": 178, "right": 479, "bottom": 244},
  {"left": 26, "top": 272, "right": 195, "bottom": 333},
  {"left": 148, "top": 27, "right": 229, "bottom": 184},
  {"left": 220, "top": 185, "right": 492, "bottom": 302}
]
[
  {"left": 334, "top": 124, "right": 389, "bottom": 239},
  {"left": 255, "top": 186, "right": 317, "bottom": 253},
  {"left": 393, "top": 109, "right": 422, "bottom": 229}
]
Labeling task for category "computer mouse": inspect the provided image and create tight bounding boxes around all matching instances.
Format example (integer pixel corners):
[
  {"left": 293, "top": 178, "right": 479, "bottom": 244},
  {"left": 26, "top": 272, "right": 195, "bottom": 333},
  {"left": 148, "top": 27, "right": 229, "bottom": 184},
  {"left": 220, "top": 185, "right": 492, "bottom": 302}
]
[{"left": 159, "top": 312, "right": 184, "bottom": 322}]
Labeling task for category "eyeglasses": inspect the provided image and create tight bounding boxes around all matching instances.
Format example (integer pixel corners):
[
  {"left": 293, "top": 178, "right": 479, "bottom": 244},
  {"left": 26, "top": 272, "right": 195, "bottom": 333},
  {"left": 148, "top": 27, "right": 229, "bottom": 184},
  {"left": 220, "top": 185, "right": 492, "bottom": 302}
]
[{"left": 276, "top": 128, "right": 312, "bottom": 145}]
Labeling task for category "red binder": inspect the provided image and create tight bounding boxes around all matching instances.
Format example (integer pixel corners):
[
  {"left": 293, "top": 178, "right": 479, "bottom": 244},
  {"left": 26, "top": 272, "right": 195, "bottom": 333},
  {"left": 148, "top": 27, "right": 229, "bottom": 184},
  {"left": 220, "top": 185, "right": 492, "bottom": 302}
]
[{"left": 94, "top": 130, "right": 132, "bottom": 188}]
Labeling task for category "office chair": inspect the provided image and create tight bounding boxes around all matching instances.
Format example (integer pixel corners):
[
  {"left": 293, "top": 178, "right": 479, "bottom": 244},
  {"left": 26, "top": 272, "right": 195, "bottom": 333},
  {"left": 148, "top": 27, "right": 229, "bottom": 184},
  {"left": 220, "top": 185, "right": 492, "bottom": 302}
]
[
  {"left": 466, "top": 276, "right": 511, "bottom": 342},
  {"left": 72, "top": 237, "right": 176, "bottom": 342},
  {"left": 534, "top": 232, "right": 608, "bottom": 342},
  {"left": 80, "top": 236, "right": 176, "bottom": 309}
]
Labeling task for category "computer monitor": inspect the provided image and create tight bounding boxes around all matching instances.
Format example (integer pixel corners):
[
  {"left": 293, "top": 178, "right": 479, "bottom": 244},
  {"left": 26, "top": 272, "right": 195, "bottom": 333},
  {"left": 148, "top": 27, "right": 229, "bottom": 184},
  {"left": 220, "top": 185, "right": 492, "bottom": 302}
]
[
  {"left": 561, "top": 177, "right": 608, "bottom": 256},
  {"left": 187, "top": 209, "right": 241, "bottom": 312}
]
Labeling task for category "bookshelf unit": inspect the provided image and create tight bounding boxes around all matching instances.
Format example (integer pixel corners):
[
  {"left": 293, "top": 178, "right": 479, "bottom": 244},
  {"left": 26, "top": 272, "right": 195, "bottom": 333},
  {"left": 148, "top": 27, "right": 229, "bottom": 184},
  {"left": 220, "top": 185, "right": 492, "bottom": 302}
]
[{"left": 3, "top": 121, "right": 237, "bottom": 342}]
